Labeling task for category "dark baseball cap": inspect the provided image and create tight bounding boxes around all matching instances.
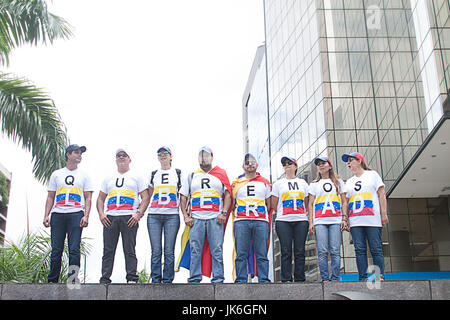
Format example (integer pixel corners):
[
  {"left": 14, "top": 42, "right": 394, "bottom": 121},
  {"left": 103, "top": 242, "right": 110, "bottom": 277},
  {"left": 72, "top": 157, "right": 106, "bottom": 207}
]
[
  {"left": 66, "top": 144, "right": 86, "bottom": 154},
  {"left": 157, "top": 146, "right": 172, "bottom": 155}
]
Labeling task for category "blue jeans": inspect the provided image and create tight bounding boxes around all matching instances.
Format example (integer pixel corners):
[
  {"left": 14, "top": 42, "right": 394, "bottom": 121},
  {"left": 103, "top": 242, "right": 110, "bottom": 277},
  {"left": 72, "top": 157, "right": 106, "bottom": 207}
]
[
  {"left": 188, "top": 217, "right": 225, "bottom": 283},
  {"left": 48, "top": 211, "right": 84, "bottom": 283},
  {"left": 315, "top": 224, "right": 341, "bottom": 281},
  {"left": 147, "top": 214, "right": 180, "bottom": 283},
  {"left": 350, "top": 226, "right": 385, "bottom": 281},
  {"left": 275, "top": 220, "right": 309, "bottom": 282},
  {"left": 234, "top": 220, "right": 270, "bottom": 283}
]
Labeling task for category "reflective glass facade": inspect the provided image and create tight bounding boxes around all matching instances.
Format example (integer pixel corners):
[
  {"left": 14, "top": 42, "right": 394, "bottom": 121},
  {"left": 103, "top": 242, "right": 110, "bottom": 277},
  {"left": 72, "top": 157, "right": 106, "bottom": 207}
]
[{"left": 256, "top": 0, "right": 450, "bottom": 281}]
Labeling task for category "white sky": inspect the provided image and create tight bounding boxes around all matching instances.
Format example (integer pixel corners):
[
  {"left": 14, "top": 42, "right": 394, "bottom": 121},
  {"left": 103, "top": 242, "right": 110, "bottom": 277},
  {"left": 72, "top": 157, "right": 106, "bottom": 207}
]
[{"left": 0, "top": 0, "right": 265, "bottom": 283}]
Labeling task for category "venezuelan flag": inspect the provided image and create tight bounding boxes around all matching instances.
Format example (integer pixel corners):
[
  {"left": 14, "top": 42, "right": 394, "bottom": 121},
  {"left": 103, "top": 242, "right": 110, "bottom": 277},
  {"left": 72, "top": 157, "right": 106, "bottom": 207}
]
[
  {"left": 235, "top": 198, "right": 267, "bottom": 219},
  {"left": 55, "top": 187, "right": 82, "bottom": 207},
  {"left": 175, "top": 166, "right": 232, "bottom": 278},
  {"left": 106, "top": 189, "right": 136, "bottom": 211},
  {"left": 349, "top": 192, "right": 375, "bottom": 217},
  {"left": 314, "top": 194, "right": 341, "bottom": 218},
  {"left": 191, "top": 190, "right": 221, "bottom": 212},
  {"left": 231, "top": 173, "right": 272, "bottom": 281},
  {"left": 281, "top": 192, "right": 305, "bottom": 215},
  {"left": 151, "top": 186, "right": 178, "bottom": 208}
]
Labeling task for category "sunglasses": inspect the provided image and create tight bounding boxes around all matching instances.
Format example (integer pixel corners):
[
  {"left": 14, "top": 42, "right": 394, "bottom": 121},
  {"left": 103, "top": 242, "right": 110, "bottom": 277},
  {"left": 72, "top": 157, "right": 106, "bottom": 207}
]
[
  {"left": 244, "top": 160, "right": 257, "bottom": 166},
  {"left": 157, "top": 151, "right": 170, "bottom": 157},
  {"left": 282, "top": 161, "right": 294, "bottom": 167},
  {"left": 116, "top": 153, "right": 129, "bottom": 158}
]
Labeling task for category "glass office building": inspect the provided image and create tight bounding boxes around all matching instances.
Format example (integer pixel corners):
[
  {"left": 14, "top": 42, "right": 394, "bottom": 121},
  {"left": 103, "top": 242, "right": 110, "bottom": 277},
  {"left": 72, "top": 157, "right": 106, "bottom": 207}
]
[{"left": 244, "top": 0, "right": 450, "bottom": 281}]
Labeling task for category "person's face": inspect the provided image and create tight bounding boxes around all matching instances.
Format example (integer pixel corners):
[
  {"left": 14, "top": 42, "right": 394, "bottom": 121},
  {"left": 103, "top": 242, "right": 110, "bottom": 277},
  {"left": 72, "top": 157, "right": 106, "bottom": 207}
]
[
  {"left": 346, "top": 157, "right": 361, "bottom": 172},
  {"left": 243, "top": 157, "right": 258, "bottom": 174},
  {"left": 157, "top": 150, "right": 172, "bottom": 165},
  {"left": 317, "top": 160, "right": 331, "bottom": 175},
  {"left": 67, "top": 149, "right": 82, "bottom": 163},
  {"left": 198, "top": 151, "right": 213, "bottom": 169},
  {"left": 116, "top": 152, "right": 131, "bottom": 167},
  {"left": 282, "top": 160, "right": 297, "bottom": 175}
]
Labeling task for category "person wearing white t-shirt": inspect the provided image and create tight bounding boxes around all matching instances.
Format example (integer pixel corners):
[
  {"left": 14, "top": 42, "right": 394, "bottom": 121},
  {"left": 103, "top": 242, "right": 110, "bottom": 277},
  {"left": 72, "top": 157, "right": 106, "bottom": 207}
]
[
  {"left": 271, "top": 156, "right": 309, "bottom": 282},
  {"left": 147, "top": 146, "right": 182, "bottom": 283},
  {"left": 308, "top": 156, "right": 348, "bottom": 282},
  {"left": 342, "top": 152, "right": 388, "bottom": 282},
  {"left": 232, "top": 154, "right": 272, "bottom": 283},
  {"left": 179, "top": 146, "right": 232, "bottom": 283},
  {"left": 43, "top": 144, "right": 94, "bottom": 283},
  {"left": 97, "top": 148, "right": 150, "bottom": 284}
]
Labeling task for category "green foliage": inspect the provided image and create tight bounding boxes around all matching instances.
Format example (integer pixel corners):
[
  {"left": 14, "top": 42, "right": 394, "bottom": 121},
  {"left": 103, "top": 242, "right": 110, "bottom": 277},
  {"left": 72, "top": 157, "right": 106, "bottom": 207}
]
[
  {"left": 0, "top": 0, "right": 72, "bottom": 183},
  {"left": 0, "top": 172, "right": 8, "bottom": 208},
  {"left": 137, "top": 268, "right": 151, "bottom": 284},
  {"left": 0, "top": 230, "right": 92, "bottom": 283}
]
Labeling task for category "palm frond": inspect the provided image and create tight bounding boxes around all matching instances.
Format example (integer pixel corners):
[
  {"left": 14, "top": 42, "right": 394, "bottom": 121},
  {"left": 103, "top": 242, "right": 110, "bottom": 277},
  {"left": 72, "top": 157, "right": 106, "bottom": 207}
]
[
  {"left": 0, "top": 0, "right": 73, "bottom": 66},
  {"left": 0, "top": 73, "right": 68, "bottom": 183}
]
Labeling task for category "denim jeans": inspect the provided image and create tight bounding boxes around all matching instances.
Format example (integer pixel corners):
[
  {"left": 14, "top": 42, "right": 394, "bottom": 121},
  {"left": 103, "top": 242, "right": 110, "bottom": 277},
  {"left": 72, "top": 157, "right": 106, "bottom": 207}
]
[
  {"left": 48, "top": 211, "right": 84, "bottom": 283},
  {"left": 100, "top": 215, "right": 139, "bottom": 284},
  {"left": 315, "top": 223, "right": 341, "bottom": 281},
  {"left": 188, "top": 217, "right": 224, "bottom": 283},
  {"left": 275, "top": 220, "right": 309, "bottom": 282},
  {"left": 147, "top": 214, "right": 180, "bottom": 283},
  {"left": 234, "top": 220, "right": 270, "bottom": 283},
  {"left": 350, "top": 226, "right": 385, "bottom": 281}
]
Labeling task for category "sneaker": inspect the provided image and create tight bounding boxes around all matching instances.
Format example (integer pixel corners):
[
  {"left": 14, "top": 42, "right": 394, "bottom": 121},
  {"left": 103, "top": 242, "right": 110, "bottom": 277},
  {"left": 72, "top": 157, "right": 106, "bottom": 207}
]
[{"left": 127, "top": 280, "right": 138, "bottom": 284}]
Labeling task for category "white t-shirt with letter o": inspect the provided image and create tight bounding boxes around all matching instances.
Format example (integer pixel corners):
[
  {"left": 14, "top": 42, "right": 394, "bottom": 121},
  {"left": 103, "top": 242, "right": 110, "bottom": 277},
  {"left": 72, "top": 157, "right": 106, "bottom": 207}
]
[{"left": 309, "top": 179, "right": 344, "bottom": 225}]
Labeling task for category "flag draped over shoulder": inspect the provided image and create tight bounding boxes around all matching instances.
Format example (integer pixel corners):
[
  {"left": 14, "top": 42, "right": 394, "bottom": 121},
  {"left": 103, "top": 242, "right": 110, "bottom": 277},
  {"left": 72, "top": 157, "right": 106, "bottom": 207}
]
[
  {"left": 231, "top": 173, "right": 273, "bottom": 281},
  {"left": 175, "top": 166, "right": 233, "bottom": 278}
]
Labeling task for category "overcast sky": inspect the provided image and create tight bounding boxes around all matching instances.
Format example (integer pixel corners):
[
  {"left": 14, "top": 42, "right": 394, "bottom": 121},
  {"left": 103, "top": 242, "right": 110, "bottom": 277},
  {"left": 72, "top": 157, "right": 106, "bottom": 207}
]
[{"left": 0, "top": 0, "right": 265, "bottom": 283}]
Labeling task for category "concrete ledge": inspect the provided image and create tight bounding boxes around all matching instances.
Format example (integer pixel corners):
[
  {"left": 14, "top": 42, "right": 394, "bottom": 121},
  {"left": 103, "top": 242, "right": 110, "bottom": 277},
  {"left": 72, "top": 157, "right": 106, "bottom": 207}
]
[
  {"left": 107, "top": 283, "right": 214, "bottom": 300},
  {"left": 0, "top": 280, "right": 447, "bottom": 300},
  {"left": 430, "top": 279, "right": 450, "bottom": 300},
  {"left": 1, "top": 283, "right": 107, "bottom": 300},
  {"left": 324, "top": 280, "right": 431, "bottom": 300},
  {"left": 215, "top": 283, "right": 323, "bottom": 300}
]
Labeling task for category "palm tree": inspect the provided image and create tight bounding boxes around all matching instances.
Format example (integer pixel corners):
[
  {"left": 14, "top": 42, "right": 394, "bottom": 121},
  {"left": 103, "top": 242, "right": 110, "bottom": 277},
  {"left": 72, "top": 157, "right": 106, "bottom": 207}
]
[
  {"left": 0, "top": 230, "right": 92, "bottom": 283},
  {"left": 0, "top": 0, "right": 73, "bottom": 183}
]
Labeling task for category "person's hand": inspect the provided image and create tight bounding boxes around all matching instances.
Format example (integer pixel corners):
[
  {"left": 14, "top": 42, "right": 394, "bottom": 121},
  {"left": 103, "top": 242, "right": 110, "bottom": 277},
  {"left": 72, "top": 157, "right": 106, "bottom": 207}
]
[
  {"left": 127, "top": 213, "right": 141, "bottom": 228},
  {"left": 184, "top": 215, "right": 194, "bottom": 227},
  {"left": 341, "top": 220, "right": 348, "bottom": 232},
  {"left": 308, "top": 223, "right": 315, "bottom": 235},
  {"left": 80, "top": 215, "right": 89, "bottom": 228},
  {"left": 99, "top": 214, "right": 111, "bottom": 228},
  {"left": 381, "top": 214, "right": 389, "bottom": 227},
  {"left": 43, "top": 215, "right": 50, "bottom": 228},
  {"left": 217, "top": 213, "right": 227, "bottom": 225}
]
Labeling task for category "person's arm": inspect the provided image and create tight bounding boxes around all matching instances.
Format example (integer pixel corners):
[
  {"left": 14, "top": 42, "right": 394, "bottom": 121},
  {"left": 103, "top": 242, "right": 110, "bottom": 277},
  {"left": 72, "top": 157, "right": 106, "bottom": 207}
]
[
  {"left": 377, "top": 186, "right": 388, "bottom": 227},
  {"left": 43, "top": 191, "right": 56, "bottom": 228},
  {"left": 217, "top": 189, "right": 231, "bottom": 225},
  {"left": 340, "top": 193, "right": 349, "bottom": 232},
  {"left": 307, "top": 194, "right": 315, "bottom": 234},
  {"left": 96, "top": 191, "right": 110, "bottom": 227},
  {"left": 265, "top": 196, "right": 272, "bottom": 214},
  {"left": 81, "top": 191, "right": 93, "bottom": 227},
  {"left": 128, "top": 189, "right": 150, "bottom": 227},
  {"left": 180, "top": 194, "right": 193, "bottom": 227}
]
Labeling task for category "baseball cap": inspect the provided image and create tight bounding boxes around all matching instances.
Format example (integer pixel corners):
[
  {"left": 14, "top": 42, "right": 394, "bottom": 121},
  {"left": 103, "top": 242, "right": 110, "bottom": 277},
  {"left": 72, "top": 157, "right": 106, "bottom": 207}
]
[
  {"left": 281, "top": 156, "right": 298, "bottom": 166},
  {"left": 199, "top": 146, "right": 213, "bottom": 156},
  {"left": 157, "top": 146, "right": 172, "bottom": 155},
  {"left": 244, "top": 153, "right": 257, "bottom": 164},
  {"left": 66, "top": 144, "right": 86, "bottom": 154},
  {"left": 314, "top": 156, "right": 333, "bottom": 167},
  {"left": 115, "top": 148, "right": 129, "bottom": 157},
  {"left": 342, "top": 152, "right": 365, "bottom": 163}
]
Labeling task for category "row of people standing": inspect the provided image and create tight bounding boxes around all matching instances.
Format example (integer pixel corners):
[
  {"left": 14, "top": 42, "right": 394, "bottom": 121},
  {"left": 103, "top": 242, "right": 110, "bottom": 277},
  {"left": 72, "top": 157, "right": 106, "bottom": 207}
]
[{"left": 43, "top": 144, "right": 388, "bottom": 284}]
